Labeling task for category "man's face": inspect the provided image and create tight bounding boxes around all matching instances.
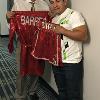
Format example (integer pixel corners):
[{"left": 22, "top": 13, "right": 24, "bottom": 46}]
[{"left": 49, "top": 0, "right": 67, "bottom": 15}]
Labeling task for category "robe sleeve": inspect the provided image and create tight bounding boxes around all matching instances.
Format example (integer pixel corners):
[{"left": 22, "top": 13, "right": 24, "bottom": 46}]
[{"left": 8, "top": 17, "right": 16, "bottom": 53}]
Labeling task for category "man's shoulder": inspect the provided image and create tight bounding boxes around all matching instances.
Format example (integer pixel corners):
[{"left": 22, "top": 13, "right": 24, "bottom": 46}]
[
  {"left": 14, "top": 0, "right": 26, "bottom": 3},
  {"left": 37, "top": 0, "right": 49, "bottom": 4},
  {"left": 36, "top": 0, "right": 49, "bottom": 11},
  {"left": 68, "top": 8, "right": 81, "bottom": 15}
]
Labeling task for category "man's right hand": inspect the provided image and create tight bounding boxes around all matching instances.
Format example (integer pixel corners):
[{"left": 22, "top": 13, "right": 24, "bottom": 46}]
[{"left": 6, "top": 11, "right": 15, "bottom": 19}]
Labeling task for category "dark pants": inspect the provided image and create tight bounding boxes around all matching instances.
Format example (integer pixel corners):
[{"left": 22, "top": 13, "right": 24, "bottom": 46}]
[{"left": 52, "top": 61, "right": 83, "bottom": 100}]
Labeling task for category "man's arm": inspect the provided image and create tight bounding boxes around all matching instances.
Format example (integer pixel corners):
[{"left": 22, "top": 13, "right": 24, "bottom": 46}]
[
  {"left": 51, "top": 24, "right": 88, "bottom": 42},
  {"left": 6, "top": 1, "right": 16, "bottom": 23}
]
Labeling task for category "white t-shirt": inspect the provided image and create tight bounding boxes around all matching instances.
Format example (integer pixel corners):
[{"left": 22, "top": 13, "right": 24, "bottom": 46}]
[
  {"left": 12, "top": 0, "right": 49, "bottom": 11},
  {"left": 52, "top": 8, "right": 85, "bottom": 63}
]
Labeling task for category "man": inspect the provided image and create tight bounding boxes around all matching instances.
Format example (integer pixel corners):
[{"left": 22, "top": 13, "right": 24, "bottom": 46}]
[
  {"left": 6, "top": 0, "right": 49, "bottom": 100},
  {"left": 49, "top": 0, "right": 87, "bottom": 100}
]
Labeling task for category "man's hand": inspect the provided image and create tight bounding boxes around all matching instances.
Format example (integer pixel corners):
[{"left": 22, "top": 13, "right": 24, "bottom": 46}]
[
  {"left": 6, "top": 11, "right": 15, "bottom": 19},
  {"left": 51, "top": 23, "right": 65, "bottom": 34}
]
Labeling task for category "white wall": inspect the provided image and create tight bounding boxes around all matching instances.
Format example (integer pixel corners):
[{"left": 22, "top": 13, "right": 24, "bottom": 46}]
[
  {"left": 71, "top": 0, "right": 100, "bottom": 100},
  {"left": 0, "top": 0, "right": 8, "bottom": 35}
]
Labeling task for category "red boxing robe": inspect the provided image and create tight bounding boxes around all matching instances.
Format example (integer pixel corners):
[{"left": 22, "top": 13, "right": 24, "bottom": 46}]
[
  {"left": 8, "top": 11, "right": 62, "bottom": 76},
  {"left": 31, "top": 23, "right": 62, "bottom": 66}
]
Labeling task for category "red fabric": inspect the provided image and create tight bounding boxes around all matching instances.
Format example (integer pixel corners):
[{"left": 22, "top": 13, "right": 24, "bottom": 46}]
[
  {"left": 8, "top": 11, "right": 62, "bottom": 76},
  {"left": 31, "top": 26, "right": 62, "bottom": 66}
]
